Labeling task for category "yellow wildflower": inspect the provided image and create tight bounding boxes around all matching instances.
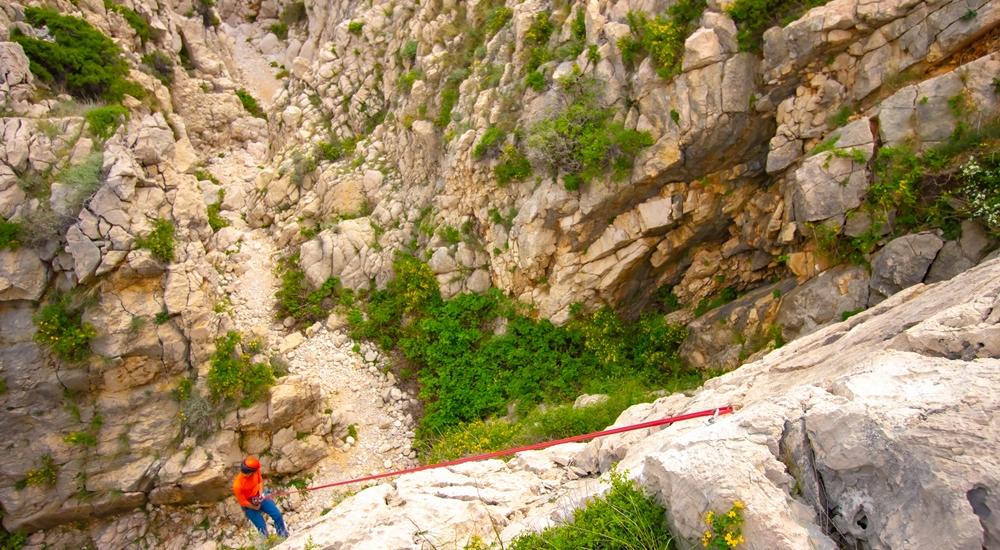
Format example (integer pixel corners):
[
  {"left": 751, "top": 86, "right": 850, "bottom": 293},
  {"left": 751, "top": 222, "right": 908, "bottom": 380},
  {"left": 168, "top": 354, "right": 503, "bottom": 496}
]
[
  {"left": 704, "top": 511, "right": 714, "bottom": 525},
  {"left": 733, "top": 500, "right": 745, "bottom": 510},
  {"left": 725, "top": 532, "right": 738, "bottom": 547},
  {"left": 727, "top": 510, "right": 737, "bottom": 519},
  {"left": 702, "top": 531, "right": 711, "bottom": 547}
]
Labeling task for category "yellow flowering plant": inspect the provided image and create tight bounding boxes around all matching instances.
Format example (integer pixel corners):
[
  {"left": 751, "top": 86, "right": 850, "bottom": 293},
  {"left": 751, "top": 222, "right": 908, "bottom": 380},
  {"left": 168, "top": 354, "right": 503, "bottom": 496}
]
[{"left": 701, "top": 500, "right": 745, "bottom": 549}]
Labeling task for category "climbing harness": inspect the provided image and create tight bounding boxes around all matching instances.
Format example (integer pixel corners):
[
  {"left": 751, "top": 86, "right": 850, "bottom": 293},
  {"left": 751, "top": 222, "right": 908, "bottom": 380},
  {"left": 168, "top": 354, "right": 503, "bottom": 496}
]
[{"left": 267, "top": 405, "right": 733, "bottom": 499}]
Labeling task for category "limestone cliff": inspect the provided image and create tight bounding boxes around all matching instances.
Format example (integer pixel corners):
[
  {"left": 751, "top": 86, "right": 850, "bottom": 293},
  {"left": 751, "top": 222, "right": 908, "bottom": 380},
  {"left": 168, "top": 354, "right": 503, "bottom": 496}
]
[{"left": 0, "top": 0, "right": 998, "bottom": 547}]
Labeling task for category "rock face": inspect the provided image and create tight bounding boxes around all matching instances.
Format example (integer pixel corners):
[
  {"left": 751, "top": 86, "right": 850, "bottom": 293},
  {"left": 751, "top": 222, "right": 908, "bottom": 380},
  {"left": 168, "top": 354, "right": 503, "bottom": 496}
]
[
  {"left": 279, "top": 258, "right": 1000, "bottom": 550},
  {"left": 1, "top": 0, "right": 1000, "bottom": 545}
]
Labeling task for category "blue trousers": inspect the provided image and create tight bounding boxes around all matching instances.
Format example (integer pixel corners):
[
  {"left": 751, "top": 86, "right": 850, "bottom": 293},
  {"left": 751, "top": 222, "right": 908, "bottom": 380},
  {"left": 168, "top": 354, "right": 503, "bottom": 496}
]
[{"left": 243, "top": 499, "right": 288, "bottom": 537}]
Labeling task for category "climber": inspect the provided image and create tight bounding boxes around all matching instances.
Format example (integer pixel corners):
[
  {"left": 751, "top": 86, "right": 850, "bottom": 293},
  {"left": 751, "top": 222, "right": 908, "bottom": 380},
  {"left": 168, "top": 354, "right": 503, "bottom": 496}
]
[{"left": 232, "top": 456, "right": 289, "bottom": 539}]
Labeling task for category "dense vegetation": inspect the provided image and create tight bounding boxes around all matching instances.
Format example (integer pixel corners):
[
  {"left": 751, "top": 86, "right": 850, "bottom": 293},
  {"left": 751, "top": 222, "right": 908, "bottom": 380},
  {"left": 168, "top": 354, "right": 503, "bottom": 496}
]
[
  {"left": 0, "top": 218, "right": 22, "bottom": 250},
  {"left": 727, "top": 0, "right": 830, "bottom": 51},
  {"left": 524, "top": 73, "right": 654, "bottom": 190},
  {"left": 812, "top": 117, "right": 1000, "bottom": 264},
  {"left": 275, "top": 253, "right": 354, "bottom": 325},
  {"left": 340, "top": 255, "right": 696, "bottom": 453},
  {"left": 206, "top": 331, "right": 277, "bottom": 406},
  {"left": 509, "top": 471, "right": 675, "bottom": 549},
  {"left": 85, "top": 104, "right": 128, "bottom": 139},
  {"left": 619, "top": 0, "right": 707, "bottom": 79},
  {"left": 11, "top": 7, "right": 143, "bottom": 102},
  {"left": 33, "top": 294, "right": 97, "bottom": 363}
]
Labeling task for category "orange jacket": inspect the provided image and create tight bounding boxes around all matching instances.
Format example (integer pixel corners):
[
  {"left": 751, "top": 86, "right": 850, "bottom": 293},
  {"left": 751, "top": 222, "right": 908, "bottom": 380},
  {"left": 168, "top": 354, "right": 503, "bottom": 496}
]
[{"left": 232, "top": 470, "right": 263, "bottom": 508}]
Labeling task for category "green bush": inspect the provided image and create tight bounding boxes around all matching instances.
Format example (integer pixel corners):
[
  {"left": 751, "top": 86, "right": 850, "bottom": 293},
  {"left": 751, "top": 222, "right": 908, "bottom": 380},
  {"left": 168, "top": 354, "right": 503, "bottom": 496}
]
[
  {"left": 33, "top": 294, "right": 97, "bottom": 363},
  {"left": 21, "top": 454, "right": 59, "bottom": 488},
  {"left": 400, "top": 40, "right": 418, "bottom": 62},
  {"left": 85, "top": 104, "right": 128, "bottom": 139},
  {"left": 525, "top": 70, "right": 546, "bottom": 91},
  {"left": 509, "top": 470, "right": 674, "bottom": 549},
  {"left": 104, "top": 1, "right": 151, "bottom": 44},
  {"left": 269, "top": 22, "right": 289, "bottom": 40},
  {"left": 525, "top": 74, "right": 654, "bottom": 189},
  {"left": 619, "top": 0, "right": 707, "bottom": 79},
  {"left": 314, "top": 138, "right": 348, "bottom": 162},
  {"left": 494, "top": 144, "right": 532, "bottom": 185},
  {"left": 484, "top": 6, "right": 513, "bottom": 37},
  {"left": 727, "top": 0, "right": 830, "bottom": 52},
  {"left": 280, "top": 1, "right": 307, "bottom": 25},
  {"left": 347, "top": 21, "right": 364, "bottom": 35},
  {"left": 12, "top": 7, "right": 143, "bottom": 102},
  {"left": 207, "top": 190, "right": 228, "bottom": 232},
  {"left": 525, "top": 11, "right": 554, "bottom": 46},
  {"left": 236, "top": 88, "right": 266, "bottom": 119},
  {"left": 398, "top": 70, "right": 422, "bottom": 93},
  {"left": 193, "top": 168, "right": 221, "bottom": 185},
  {"left": 141, "top": 51, "right": 175, "bottom": 85},
  {"left": 434, "top": 79, "right": 464, "bottom": 128},
  {"left": 136, "top": 218, "right": 175, "bottom": 263},
  {"left": 473, "top": 126, "right": 506, "bottom": 159},
  {"left": 275, "top": 253, "right": 353, "bottom": 325},
  {"left": 206, "top": 331, "right": 277, "bottom": 406},
  {"left": 0, "top": 529, "right": 26, "bottom": 550},
  {"left": 348, "top": 257, "right": 693, "bottom": 443},
  {"left": 0, "top": 218, "right": 23, "bottom": 250}
]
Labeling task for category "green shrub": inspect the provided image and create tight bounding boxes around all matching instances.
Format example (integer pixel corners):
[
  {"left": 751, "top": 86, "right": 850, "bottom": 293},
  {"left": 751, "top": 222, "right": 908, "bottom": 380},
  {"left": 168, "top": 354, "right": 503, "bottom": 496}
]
[
  {"left": 12, "top": 7, "right": 143, "bottom": 102},
  {"left": 22, "top": 455, "right": 59, "bottom": 488},
  {"left": 33, "top": 294, "right": 97, "bottom": 363},
  {"left": 509, "top": 471, "right": 674, "bottom": 549},
  {"left": 275, "top": 253, "right": 354, "bottom": 325},
  {"left": 136, "top": 218, "right": 175, "bottom": 263},
  {"left": 141, "top": 51, "right": 174, "bottom": 85},
  {"left": 207, "top": 331, "right": 277, "bottom": 406},
  {"left": 207, "top": 190, "right": 228, "bottom": 232},
  {"left": 269, "top": 22, "right": 289, "bottom": 39},
  {"left": 0, "top": 530, "right": 26, "bottom": 550},
  {"left": 398, "top": 70, "right": 422, "bottom": 93},
  {"left": 484, "top": 6, "right": 513, "bottom": 37},
  {"left": 0, "top": 218, "right": 23, "bottom": 250},
  {"left": 280, "top": 1, "right": 307, "bottom": 25},
  {"left": 314, "top": 139, "right": 349, "bottom": 162},
  {"left": 572, "top": 9, "right": 587, "bottom": 41},
  {"left": 348, "top": 257, "right": 693, "bottom": 443},
  {"left": 400, "top": 40, "right": 418, "bottom": 61},
  {"left": 525, "top": 70, "right": 546, "bottom": 91},
  {"left": 473, "top": 126, "right": 506, "bottom": 159},
  {"left": 436, "top": 69, "right": 466, "bottom": 127},
  {"left": 525, "top": 74, "right": 653, "bottom": 188},
  {"left": 347, "top": 21, "right": 364, "bottom": 35},
  {"left": 236, "top": 88, "right": 266, "bottom": 119},
  {"left": 728, "top": 0, "right": 830, "bottom": 52},
  {"left": 525, "top": 11, "right": 554, "bottom": 46},
  {"left": 85, "top": 104, "right": 128, "bottom": 139},
  {"left": 494, "top": 144, "right": 532, "bottom": 185},
  {"left": 619, "top": 1, "right": 706, "bottom": 79},
  {"left": 840, "top": 308, "right": 864, "bottom": 321},
  {"left": 104, "top": 1, "right": 151, "bottom": 44}
]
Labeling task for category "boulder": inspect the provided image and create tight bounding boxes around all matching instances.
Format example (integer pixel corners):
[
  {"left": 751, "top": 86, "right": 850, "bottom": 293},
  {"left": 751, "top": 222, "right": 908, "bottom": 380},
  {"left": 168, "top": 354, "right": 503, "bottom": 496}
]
[
  {"left": 0, "top": 247, "right": 48, "bottom": 301},
  {"left": 776, "top": 265, "right": 869, "bottom": 340},
  {"left": 868, "top": 232, "right": 944, "bottom": 305},
  {"left": 130, "top": 114, "right": 176, "bottom": 166}
]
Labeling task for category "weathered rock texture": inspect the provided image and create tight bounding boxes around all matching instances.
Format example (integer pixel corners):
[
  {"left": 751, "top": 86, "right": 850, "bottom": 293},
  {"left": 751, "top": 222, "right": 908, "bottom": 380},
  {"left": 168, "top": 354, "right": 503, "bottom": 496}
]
[{"left": 279, "top": 257, "right": 1000, "bottom": 550}]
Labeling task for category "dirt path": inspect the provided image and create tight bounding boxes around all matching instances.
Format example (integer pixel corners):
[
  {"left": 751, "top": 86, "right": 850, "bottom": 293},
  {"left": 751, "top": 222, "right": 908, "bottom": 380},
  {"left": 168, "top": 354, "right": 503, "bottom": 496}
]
[{"left": 206, "top": 150, "right": 419, "bottom": 538}]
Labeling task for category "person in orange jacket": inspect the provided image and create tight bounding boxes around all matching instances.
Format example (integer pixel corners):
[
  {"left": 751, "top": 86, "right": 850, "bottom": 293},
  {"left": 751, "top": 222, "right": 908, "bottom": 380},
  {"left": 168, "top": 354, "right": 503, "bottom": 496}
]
[{"left": 232, "top": 456, "right": 288, "bottom": 538}]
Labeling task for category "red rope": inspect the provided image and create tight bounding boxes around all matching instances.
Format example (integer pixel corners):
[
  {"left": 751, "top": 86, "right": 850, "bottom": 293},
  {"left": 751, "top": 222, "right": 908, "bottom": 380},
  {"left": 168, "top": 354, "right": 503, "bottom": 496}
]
[{"left": 269, "top": 406, "right": 732, "bottom": 498}]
